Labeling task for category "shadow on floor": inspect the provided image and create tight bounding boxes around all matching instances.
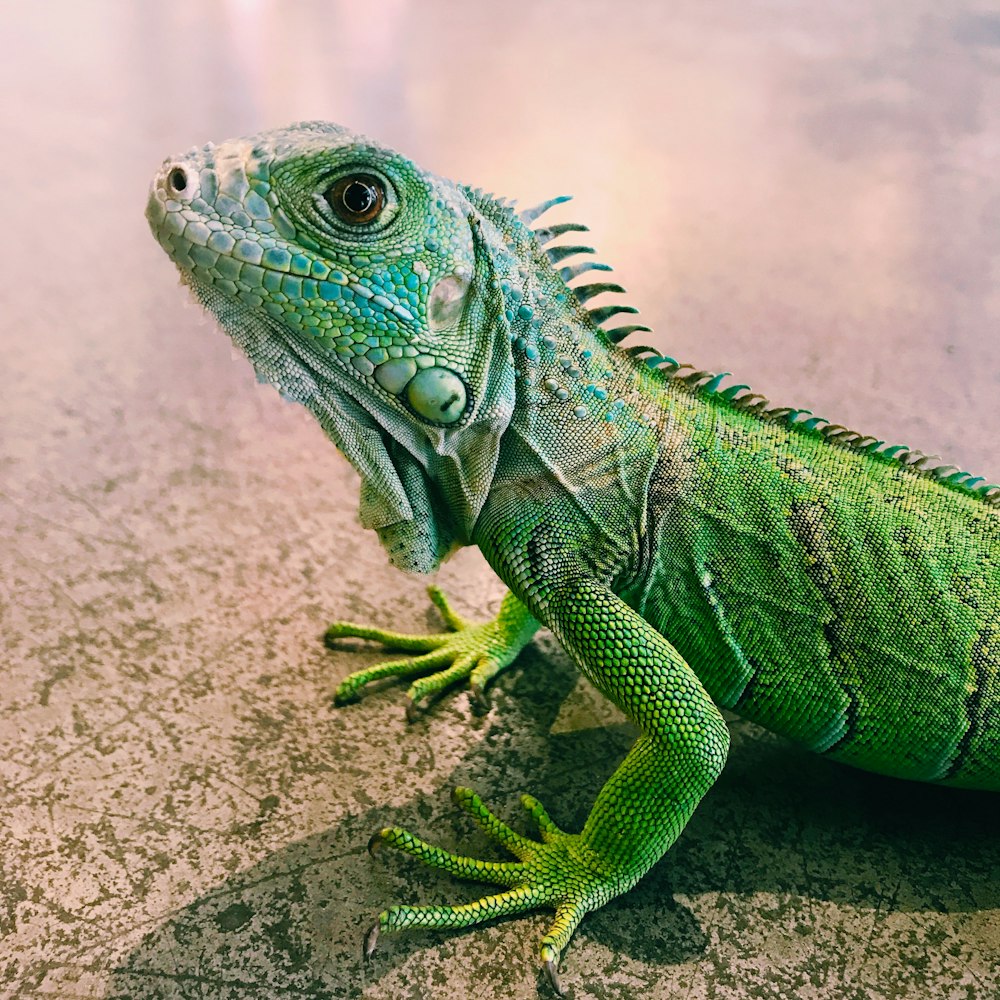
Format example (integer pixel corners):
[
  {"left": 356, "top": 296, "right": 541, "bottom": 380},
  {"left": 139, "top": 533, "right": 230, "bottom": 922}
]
[{"left": 102, "top": 648, "right": 1000, "bottom": 999}]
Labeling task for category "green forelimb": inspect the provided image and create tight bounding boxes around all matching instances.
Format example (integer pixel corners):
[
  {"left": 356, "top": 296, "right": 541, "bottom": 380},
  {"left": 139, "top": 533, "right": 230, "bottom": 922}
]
[
  {"left": 549, "top": 580, "right": 731, "bottom": 870},
  {"left": 367, "top": 576, "right": 730, "bottom": 992}
]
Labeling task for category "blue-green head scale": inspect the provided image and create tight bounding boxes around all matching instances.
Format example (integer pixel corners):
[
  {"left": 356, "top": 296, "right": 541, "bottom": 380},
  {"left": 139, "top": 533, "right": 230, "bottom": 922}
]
[{"left": 146, "top": 121, "right": 524, "bottom": 572}]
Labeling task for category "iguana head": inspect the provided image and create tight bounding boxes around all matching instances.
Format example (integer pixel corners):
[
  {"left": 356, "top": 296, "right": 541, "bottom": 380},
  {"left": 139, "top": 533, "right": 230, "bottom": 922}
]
[{"left": 146, "top": 121, "right": 523, "bottom": 572}]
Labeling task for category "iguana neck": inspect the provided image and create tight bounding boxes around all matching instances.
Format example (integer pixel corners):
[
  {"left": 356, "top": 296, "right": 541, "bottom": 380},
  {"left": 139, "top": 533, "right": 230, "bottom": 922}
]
[{"left": 467, "top": 189, "right": 662, "bottom": 541}]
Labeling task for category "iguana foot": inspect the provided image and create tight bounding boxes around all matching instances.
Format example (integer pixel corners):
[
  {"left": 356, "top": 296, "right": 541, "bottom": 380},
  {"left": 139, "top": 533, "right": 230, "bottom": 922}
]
[
  {"left": 326, "top": 587, "right": 538, "bottom": 716},
  {"left": 365, "top": 786, "right": 626, "bottom": 995}
]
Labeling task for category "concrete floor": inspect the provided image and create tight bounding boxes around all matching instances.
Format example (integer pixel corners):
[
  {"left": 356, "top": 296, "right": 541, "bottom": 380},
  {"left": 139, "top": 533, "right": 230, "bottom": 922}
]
[{"left": 3, "top": 1, "right": 1000, "bottom": 997}]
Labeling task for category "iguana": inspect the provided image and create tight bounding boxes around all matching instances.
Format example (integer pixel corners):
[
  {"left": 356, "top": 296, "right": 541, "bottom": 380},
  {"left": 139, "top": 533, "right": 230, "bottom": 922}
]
[{"left": 146, "top": 121, "right": 1000, "bottom": 994}]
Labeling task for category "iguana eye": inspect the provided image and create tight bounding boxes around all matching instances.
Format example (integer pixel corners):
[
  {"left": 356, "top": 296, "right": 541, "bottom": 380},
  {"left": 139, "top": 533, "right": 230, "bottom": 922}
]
[{"left": 325, "top": 174, "right": 385, "bottom": 224}]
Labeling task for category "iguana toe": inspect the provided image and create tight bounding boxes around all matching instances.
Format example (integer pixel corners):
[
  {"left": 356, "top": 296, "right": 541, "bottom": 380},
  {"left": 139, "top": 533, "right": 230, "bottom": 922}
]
[{"left": 327, "top": 589, "right": 537, "bottom": 711}]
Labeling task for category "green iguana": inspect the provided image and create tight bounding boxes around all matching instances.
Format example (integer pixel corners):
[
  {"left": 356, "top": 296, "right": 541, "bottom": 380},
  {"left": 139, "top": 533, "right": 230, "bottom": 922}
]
[{"left": 146, "top": 122, "right": 1000, "bottom": 994}]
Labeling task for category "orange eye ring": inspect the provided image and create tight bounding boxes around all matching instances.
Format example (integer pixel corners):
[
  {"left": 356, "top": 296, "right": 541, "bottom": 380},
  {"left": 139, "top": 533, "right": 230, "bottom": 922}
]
[{"left": 325, "top": 174, "right": 385, "bottom": 224}]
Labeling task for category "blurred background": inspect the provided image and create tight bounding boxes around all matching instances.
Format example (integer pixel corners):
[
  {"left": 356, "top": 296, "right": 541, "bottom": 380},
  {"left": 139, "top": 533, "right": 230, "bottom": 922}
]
[{"left": 2, "top": 2, "right": 999, "bottom": 998}]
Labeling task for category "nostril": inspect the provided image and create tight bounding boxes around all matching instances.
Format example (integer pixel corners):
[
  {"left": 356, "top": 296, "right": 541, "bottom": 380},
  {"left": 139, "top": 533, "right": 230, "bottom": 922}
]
[{"left": 167, "top": 167, "right": 188, "bottom": 194}]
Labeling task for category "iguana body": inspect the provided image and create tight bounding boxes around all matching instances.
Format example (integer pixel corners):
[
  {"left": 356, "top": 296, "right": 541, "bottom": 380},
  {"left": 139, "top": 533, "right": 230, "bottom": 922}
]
[{"left": 147, "top": 122, "right": 1000, "bottom": 992}]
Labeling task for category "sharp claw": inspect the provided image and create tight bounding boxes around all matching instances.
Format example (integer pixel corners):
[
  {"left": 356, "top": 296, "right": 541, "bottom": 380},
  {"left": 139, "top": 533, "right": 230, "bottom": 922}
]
[
  {"left": 469, "top": 683, "right": 491, "bottom": 713},
  {"left": 367, "top": 831, "right": 386, "bottom": 856},
  {"left": 405, "top": 698, "right": 422, "bottom": 724},
  {"left": 543, "top": 956, "right": 564, "bottom": 996},
  {"left": 364, "top": 920, "right": 380, "bottom": 960}
]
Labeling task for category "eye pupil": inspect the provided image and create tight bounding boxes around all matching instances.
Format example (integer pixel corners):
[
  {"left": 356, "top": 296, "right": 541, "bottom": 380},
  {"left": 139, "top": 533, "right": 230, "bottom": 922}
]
[
  {"left": 325, "top": 173, "right": 385, "bottom": 224},
  {"left": 342, "top": 180, "right": 375, "bottom": 214}
]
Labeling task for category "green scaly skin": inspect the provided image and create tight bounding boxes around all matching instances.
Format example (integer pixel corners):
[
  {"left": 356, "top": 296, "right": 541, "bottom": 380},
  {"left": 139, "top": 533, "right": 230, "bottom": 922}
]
[{"left": 147, "top": 122, "right": 1000, "bottom": 994}]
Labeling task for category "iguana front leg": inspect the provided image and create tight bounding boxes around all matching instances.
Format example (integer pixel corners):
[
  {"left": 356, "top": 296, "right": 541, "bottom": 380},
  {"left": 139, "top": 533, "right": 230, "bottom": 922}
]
[
  {"left": 365, "top": 575, "right": 730, "bottom": 993},
  {"left": 327, "top": 587, "right": 539, "bottom": 716}
]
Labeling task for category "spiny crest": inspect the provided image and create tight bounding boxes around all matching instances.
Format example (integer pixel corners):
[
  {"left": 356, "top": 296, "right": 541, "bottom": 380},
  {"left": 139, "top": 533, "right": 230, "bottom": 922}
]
[
  {"left": 464, "top": 186, "right": 521, "bottom": 228},
  {"left": 638, "top": 352, "right": 1000, "bottom": 507},
  {"left": 519, "top": 195, "right": 649, "bottom": 345},
  {"left": 522, "top": 196, "right": 1000, "bottom": 509}
]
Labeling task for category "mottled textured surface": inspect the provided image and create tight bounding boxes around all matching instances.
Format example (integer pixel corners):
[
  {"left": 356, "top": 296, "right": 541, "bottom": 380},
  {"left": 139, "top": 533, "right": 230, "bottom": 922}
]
[{"left": 3, "top": 1, "right": 1000, "bottom": 998}]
